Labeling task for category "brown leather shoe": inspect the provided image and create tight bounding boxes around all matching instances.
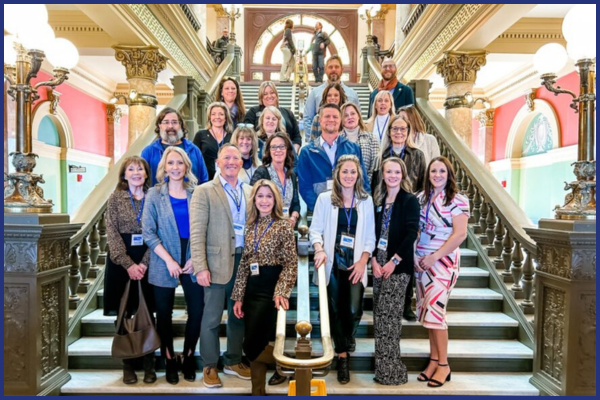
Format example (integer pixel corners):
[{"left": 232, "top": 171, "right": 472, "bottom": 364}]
[
  {"left": 203, "top": 366, "right": 222, "bottom": 388},
  {"left": 224, "top": 363, "right": 251, "bottom": 380}
]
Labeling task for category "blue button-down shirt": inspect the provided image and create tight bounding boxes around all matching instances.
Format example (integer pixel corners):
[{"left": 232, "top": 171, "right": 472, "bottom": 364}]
[
  {"left": 320, "top": 136, "right": 338, "bottom": 168},
  {"left": 219, "top": 174, "right": 246, "bottom": 248}
]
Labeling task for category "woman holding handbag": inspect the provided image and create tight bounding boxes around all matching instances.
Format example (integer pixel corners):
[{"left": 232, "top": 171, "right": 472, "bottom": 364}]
[
  {"left": 309, "top": 154, "right": 376, "bottom": 385},
  {"left": 142, "top": 147, "right": 205, "bottom": 385},
  {"left": 104, "top": 156, "right": 156, "bottom": 385}
]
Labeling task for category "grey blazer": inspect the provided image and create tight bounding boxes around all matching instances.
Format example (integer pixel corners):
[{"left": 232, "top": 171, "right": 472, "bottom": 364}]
[
  {"left": 142, "top": 183, "right": 194, "bottom": 289},
  {"left": 190, "top": 175, "right": 252, "bottom": 285}
]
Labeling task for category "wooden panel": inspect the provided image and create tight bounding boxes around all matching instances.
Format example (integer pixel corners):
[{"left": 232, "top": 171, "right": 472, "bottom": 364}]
[{"left": 244, "top": 9, "right": 358, "bottom": 82}]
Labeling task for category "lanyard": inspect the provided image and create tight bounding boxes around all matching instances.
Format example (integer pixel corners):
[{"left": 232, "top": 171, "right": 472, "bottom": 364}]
[
  {"left": 253, "top": 219, "right": 275, "bottom": 253},
  {"left": 383, "top": 203, "right": 393, "bottom": 229},
  {"left": 211, "top": 129, "right": 226, "bottom": 149},
  {"left": 376, "top": 115, "right": 390, "bottom": 142},
  {"left": 281, "top": 169, "right": 288, "bottom": 199},
  {"left": 343, "top": 195, "right": 355, "bottom": 233},
  {"left": 128, "top": 191, "right": 145, "bottom": 226},
  {"left": 390, "top": 146, "right": 406, "bottom": 159},
  {"left": 425, "top": 193, "right": 434, "bottom": 226},
  {"left": 244, "top": 167, "right": 253, "bottom": 181},
  {"left": 225, "top": 183, "right": 243, "bottom": 214}
]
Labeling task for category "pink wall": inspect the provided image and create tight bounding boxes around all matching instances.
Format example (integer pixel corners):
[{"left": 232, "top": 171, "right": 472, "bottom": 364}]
[
  {"left": 490, "top": 71, "right": 580, "bottom": 161},
  {"left": 32, "top": 72, "right": 108, "bottom": 156}
]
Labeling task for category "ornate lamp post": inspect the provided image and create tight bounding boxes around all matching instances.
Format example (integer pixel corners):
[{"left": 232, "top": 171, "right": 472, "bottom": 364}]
[
  {"left": 222, "top": 4, "right": 242, "bottom": 44},
  {"left": 4, "top": 4, "right": 79, "bottom": 214},
  {"left": 533, "top": 4, "right": 596, "bottom": 220},
  {"left": 358, "top": 4, "right": 382, "bottom": 45}
]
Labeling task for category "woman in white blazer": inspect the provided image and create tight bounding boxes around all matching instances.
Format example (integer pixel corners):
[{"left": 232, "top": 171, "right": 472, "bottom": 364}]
[{"left": 309, "top": 154, "right": 376, "bottom": 385}]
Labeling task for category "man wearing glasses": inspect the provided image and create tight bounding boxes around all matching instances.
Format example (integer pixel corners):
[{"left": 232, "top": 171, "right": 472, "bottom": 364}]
[
  {"left": 367, "top": 58, "right": 414, "bottom": 118},
  {"left": 141, "top": 107, "right": 209, "bottom": 186}
]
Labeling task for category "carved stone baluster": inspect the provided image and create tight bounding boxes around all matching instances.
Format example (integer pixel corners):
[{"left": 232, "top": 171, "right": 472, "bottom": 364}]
[
  {"left": 98, "top": 212, "right": 107, "bottom": 266},
  {"left": 472, "top": 187, "right": 482, "bottom": 227},
  {"left": 460, "top": 168, "right": 469, "bottom": 193},
  {"left": 69, "top": 245, "right": 81, "bottom": 309},
  {"left": 502, "top": 229, "right": 513, "bottom": 276},
  {"left": 78, "top": 235, "right": 91, "bottom": 293},
  {"left": 493, "top": 218, "right": 505, "bottom": 269},
  {"left": 466, "top": 179, "right": 475, "bottom": 223},
  {"left": 486, "top": 205, "right": 496, "bottom": 253},
  {"left": 510, "top": 241, "right": 524, "bottom": 292},
  {"left": 479, "top": 200, "right": 489, "bottom": 244},
  {"left": 88, "top": 222, "right": 100, "bottom": 279},
  {"left": 520, "top": 249, "right": 535, "bottom": 314}
]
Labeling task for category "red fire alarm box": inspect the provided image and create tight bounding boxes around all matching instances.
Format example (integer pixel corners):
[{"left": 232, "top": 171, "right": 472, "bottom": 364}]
[{"left": 77, "top": 174, "right": 83, "bottom": 182}]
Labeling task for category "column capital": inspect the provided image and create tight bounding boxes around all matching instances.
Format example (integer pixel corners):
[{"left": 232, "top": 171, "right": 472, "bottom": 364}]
[
  {"left": 113, "top": 45, "right": 168, "bottom": 82},
  {"left": 476, "top": 108, "right": 495, "bottom": 128},
  {"left": 106, "top": 104, "right": 123, "bottom": 124},
  {"left": 435, "top": 50, "right": 488, "bottom": 87}
]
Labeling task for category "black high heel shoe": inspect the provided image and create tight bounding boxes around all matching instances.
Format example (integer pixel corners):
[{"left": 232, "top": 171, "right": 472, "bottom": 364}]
[
  {"left": 427, "top": 364, "right": 451, "bottom": 388},
  {"left": 417, "top": 359, "right": 438, "bottom": 382}
]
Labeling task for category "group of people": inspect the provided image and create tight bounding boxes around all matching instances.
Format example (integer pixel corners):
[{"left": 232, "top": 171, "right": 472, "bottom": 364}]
[{"left": 104, "top": 51, "right": 467, "bottom": 395}]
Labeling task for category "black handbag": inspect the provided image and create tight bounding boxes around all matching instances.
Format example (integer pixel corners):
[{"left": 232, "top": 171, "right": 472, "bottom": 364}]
[{"left": 111, "top": 280, "right": 160, "bottom": 359}]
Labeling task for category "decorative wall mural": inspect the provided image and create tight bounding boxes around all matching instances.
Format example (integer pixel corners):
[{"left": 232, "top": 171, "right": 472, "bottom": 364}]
[{"left": 522, "top": 114, "right": 553, "bottom": 157}]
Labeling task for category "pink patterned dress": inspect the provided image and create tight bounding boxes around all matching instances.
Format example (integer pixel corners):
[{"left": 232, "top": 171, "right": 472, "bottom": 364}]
[{"left": 415, "top": 192, "right": 470, "bottom": 330}]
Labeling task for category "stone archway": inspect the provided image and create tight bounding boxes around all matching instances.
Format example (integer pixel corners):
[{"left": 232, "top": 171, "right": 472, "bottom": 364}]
[{"left": 244, "top": 9, "right": 358, "bottom": 82}]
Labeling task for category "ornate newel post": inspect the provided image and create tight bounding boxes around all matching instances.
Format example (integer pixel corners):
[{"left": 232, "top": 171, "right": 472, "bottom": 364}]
[
  {"left": 172, "top": 76, "right": 202, "bottom": 139},
  {"left": 526, "top": 220, "right": 596, "bottom": 396},
  {"left": 4, "top": 214, "right": 82, "bottom": 396},
  {"left": 113, "top": 45, "right": 168, "bottom": 146},
  {"left": 435, "top": 51, "right": 487, "bottom": 147}
]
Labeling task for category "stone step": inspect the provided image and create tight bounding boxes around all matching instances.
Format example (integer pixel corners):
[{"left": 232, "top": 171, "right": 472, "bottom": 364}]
[
  {"left": 62, "top": 370, "right": 539, "bottom": 396},
  {"left": 97, "top": 286, "right": 503, "bottom": 313},
  {"left": 82, "top": 309, "right": 518, "bottom": 340},
  {"left": 68, "top": 337, "right": 533, "bottom": 373}
]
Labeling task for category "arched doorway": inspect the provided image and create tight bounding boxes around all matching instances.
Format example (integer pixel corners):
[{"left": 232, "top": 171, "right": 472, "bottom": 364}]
[{"left": 245, "top": 9, "right": 358, "bottom": 82}]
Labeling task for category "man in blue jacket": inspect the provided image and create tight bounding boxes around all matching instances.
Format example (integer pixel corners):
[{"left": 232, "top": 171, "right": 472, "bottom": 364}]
[
  {"left": 297, "top": 104, "right": 369, "bottom": 213},
  {"left": 142, "top": 107, "right": 209, "bottom": 186}
]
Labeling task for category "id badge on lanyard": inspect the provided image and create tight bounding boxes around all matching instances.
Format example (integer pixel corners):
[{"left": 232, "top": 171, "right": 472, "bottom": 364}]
[
  {"left": 250, "top": 262, "right": 260, "bottom": 276},
  {"left": 131, "top": 234, "right": 144, "bottom": 247},
  {"left": 233, "top": 223, "right": 245, "bottom": 236},
  {"left": 340, "top": 233, "right": 355, "bottom": 249}
]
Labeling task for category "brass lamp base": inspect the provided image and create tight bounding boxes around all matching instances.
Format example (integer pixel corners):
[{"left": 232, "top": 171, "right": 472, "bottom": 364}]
[
  {"left": 555, "top": 161, "right": 596, "bottom": 220},
  {"left": 4, "top": 152, "right": 53, "bottom": 214}
]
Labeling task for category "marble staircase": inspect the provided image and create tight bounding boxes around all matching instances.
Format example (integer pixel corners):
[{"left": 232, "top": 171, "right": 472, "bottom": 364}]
[{"left": 62, "top": 235, "right": 539, "bottom": 396}]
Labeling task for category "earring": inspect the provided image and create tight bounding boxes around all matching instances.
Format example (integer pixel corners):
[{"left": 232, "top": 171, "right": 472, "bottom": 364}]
[
  {"left": 164, "top": 176, "right": 169, "bottom": 183},
  {"left": 183, "top": 176, "right": 189, "bottom": 183}
]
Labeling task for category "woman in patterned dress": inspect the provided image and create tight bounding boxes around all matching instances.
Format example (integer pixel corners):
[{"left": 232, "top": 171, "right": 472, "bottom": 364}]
[
  {"left": 415, "top": 156, "right": 470, "bottom": 388},
  {"left": 371, "top": 157, "right": 420, "bottom": 385}
]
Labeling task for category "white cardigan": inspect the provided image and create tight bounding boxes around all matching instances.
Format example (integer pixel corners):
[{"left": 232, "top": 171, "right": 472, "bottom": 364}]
[{"left": 309, "top": 191, "right": 376, "bottom": 288}]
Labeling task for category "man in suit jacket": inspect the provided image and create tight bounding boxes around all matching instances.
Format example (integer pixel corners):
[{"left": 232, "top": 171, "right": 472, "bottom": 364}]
[
  {"left": 367, "top": 58, "right": 414, "bottom": 118},
  {"left": 190, "top": 143, "right": 252, "bottom": 388},
  {"left": 306, "top": 22, "right": 330, "bottom": 83}
]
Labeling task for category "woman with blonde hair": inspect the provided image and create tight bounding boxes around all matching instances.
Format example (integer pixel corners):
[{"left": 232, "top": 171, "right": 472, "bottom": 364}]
[
  {"left": 244, "top": 81, "right": 302, "bottom": 152},
  {"left": 371, "top": 157, "right": 420, "bottom": 385},
  {"left": 340, "top": 102, "right": 379, "bottom": 185},
  {"left": 309, "top": 154, "right": 376, "bottom": 385},
  {"left": 194, "top": 102, "right": 234, "bottom": 180},
  {"left": 366, "top": 91, "right": 396, "bottom": 145},
  {"left": 397, "top": 105, "right": 440, "bottom": 165},
  {"left": 232, "top": 179, "right": 298, "bottom": 396},
  {"left": 142, "top": 147, "right": 204, "bottom": 385},
  {"left": 231, "top": 125, "right": 261, "bottom": 184}
]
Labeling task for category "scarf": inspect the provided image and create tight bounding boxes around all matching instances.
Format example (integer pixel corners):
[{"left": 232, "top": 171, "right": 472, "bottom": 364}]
[{"left": 378, "top": 76, "right": 399, "bottom": 92}]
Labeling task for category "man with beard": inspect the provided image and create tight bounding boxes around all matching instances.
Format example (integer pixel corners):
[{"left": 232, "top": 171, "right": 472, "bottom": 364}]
[
  {"left": 303, "top": 55, "right": 361, "bottom": 141},
  {"left": 297, "top": 103, "right": 369, "bottom": 213},
  {"left": 367, "top": 58, "right": 414, "bottom": 118},
  {"left": 141, "top": 108, "right": 209, "bottom": 186}
]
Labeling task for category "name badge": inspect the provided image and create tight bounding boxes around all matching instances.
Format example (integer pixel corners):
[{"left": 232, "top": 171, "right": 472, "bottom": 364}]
[
  {"left": 250, "top": 263, "right": 260, "bottom": 276},
  {"left": 377, "top": 238, "right": 388, "bottom": 251},
  {"left": 131, "top": 234, "right": 144, "bottom": 247},
  {"left": 282, "top": 207, "right": 290, "bottom": 218},
  {"left": 420, "top": 232, "right": 435, "bottom": 246},
  {"left": 327, "top": 179, "right": 333, "bottom": 191},
  {"left": 340, "top": 233, "right": 355, "bottom": 249},
  {"left": 233, "top": 223, "right": 245, "bottom": 236}
]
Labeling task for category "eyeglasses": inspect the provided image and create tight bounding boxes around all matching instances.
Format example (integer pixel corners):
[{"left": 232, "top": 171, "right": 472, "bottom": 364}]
[
  {"left": 237, "top": 123, "right": 255, "bottom": 129},
  {"left": 381, "top": 64, "right": 396, "bottom": 70},
  {"left": 391, "top": 127, "right": 408, "bottom": 134},
  {"left": 160, "top": 120, "right": 180, "bottom": 127},
  {"left": 270, "top": 145, "right": 286, "bottom": 151}
]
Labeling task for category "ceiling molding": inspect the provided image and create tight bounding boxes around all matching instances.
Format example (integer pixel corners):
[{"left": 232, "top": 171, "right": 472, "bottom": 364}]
[
  {"left": 485, "top": 18, "right": 566, "bottom": 54},
  {"left": 49, "top": 10, "right": 117, "bottom": 49}
]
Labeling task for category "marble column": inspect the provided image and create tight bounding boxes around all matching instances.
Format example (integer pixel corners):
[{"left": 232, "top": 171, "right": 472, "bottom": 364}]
[
  {"left": 113, "top": 45, "right": 168, "bottom": 146},
  {"left": 435, "top": 51, "right": 487, "bottom": 147},
  {"left": 525, "top": 220, "right": 596, "bottom": 396},
  {"left": 476, "top": 108, "right": 494, "bottom": 164},
  {"left": 4, "top": 214, "right": 82, "bottom": 395}
]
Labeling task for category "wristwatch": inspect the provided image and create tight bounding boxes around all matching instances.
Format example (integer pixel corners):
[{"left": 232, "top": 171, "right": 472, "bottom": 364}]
[{"left": 391, "top": 256, "right": 401, "bottom": 266}]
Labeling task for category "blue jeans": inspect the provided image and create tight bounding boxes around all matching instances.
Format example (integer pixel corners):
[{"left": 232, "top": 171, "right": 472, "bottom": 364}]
[{"left": 313, "top": 54, "right": 325, "bottom": 83}]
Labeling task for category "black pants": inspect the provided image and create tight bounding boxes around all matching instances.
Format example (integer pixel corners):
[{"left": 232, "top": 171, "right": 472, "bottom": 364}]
[
  {"left": 405, "top": 272, "right": 415, "bottom": 310},
  {"left": 327, "top": 266, "right": 365, "bottom": 354},
  {"left": 153, "top": 274, "right": 204, "bottom": 359}
]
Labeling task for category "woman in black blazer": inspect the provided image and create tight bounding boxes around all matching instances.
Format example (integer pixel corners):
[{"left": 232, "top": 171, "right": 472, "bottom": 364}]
[
  {"left": 250, "top": 133, "right": 300, "bottom": 229},
  {"left": 371, "top": 157, "right": 420, "bottom": 386}
]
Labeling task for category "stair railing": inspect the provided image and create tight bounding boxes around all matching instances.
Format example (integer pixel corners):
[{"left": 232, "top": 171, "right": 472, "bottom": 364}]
[
  {"left": 292, "top": 50, "right": 311, "bottom": 122},
  {"left": 412, "top": 80, "right": 537, "bottom": 345},
  {"left": 273, "top": 225, "right": 334, "bottom": 396},
  {"left": 366, "top": 52, "right": 382, "bottom": 91}
]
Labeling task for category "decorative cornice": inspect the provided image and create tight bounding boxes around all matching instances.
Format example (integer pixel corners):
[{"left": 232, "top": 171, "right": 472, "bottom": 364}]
[
  {"left": 53, "top": 25, "right": 105, "bottom": 34},
  {"left": 113, "top": 45, "right": 168, "bottom": 82},
  {"left": 402, "top": 4, "right": 428, "bottom": 36},
  {"left": 435, "top": 50, "right": 488, "bottom": 86}
]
